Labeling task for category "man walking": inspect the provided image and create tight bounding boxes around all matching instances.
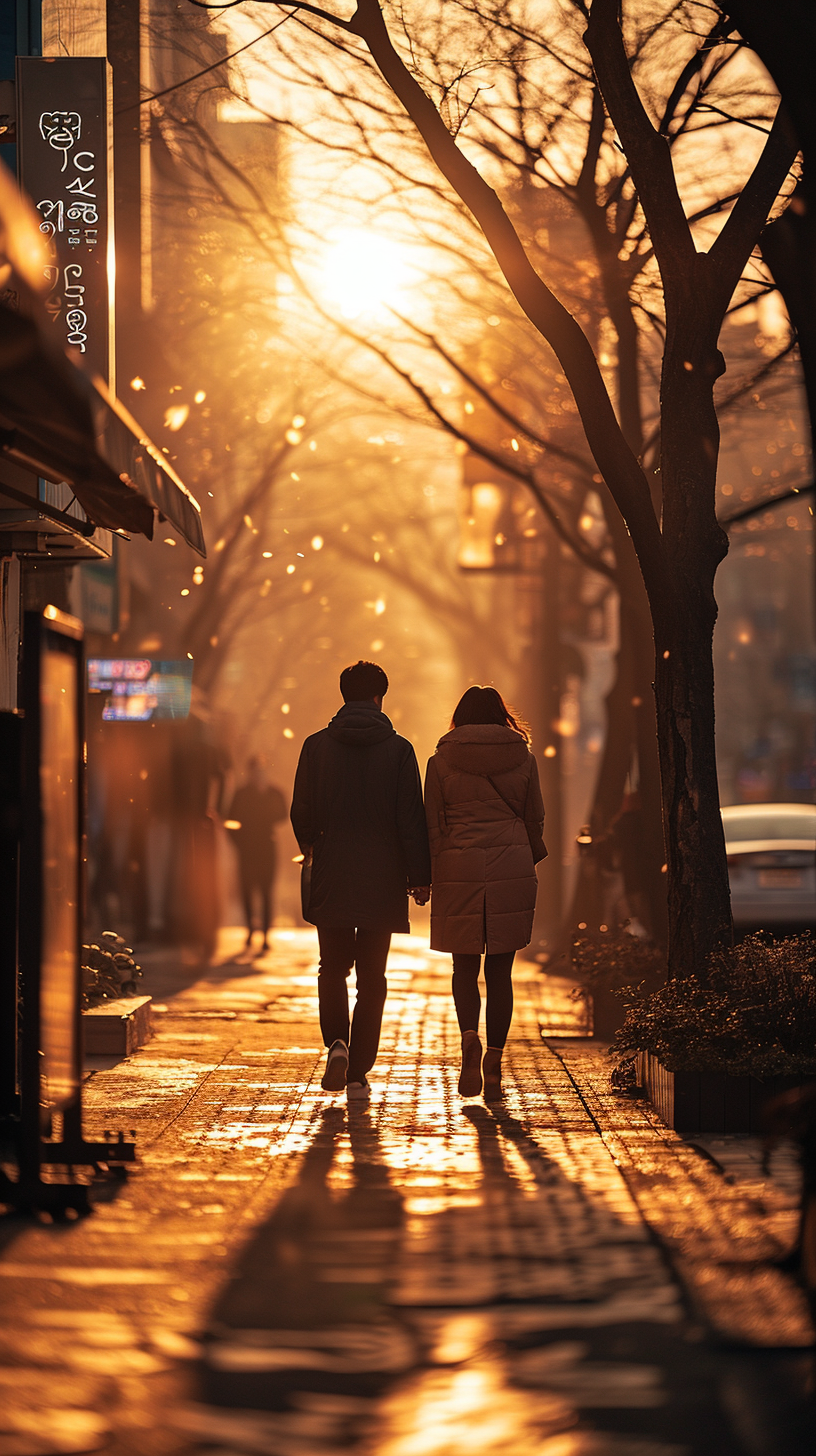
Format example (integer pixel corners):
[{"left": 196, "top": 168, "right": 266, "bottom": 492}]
[
  {"left": 291, "top": 661, "right": 431, "bottom": 1100},
  {"left": 226, "top": 757, "right": 287, "bottom": 952}
]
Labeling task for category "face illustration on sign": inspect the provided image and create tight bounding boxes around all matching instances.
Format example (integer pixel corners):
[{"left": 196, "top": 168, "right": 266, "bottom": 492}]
[{"left": 39, "top": 111, "right": 81, "bottom": 171}]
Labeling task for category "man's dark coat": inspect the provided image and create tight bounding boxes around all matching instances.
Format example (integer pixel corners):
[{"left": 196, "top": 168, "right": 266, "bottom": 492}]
[
  {"left": 227, "top": 783, "right": 287, "bottom": 879},
  {"left": 290, "top": 701, "right": 431, "bottom": 931}
]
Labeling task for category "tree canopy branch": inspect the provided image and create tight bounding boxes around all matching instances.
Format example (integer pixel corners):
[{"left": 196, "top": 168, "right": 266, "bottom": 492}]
[
  {"left": 706, "top": 105, "right": 799, "bottom": 316},
  {"left": 336, "top": 0, "right": 666, "bottom": 608},
  {"left": 584, "top": 0, "right": 696, "bottom": 291}
]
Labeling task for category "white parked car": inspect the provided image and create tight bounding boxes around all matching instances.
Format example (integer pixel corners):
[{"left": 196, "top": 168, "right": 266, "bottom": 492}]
[{"left": 722, "top": 802, "right": 816, "bottom": 931}]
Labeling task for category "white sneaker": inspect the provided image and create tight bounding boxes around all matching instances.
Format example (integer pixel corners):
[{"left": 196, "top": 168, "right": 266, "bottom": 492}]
[
  {"left": 321, "top": 1039, "right": 349, "bottom": 1092},
  {"left": 346, "top": 1077, "right": 370, "bottom": 1102}
]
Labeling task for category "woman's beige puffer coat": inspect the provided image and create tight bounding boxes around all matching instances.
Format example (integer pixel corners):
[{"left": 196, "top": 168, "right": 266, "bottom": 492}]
[{"left": 424, "top": 723, "right": 545, "bottom": 954}]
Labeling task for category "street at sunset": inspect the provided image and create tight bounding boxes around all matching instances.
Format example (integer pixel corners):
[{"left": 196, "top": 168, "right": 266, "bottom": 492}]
[{"left": 3, "top": 2, "right": 816, "bottom": 1450}]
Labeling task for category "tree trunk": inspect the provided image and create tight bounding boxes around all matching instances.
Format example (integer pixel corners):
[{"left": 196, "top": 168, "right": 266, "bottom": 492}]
[
  {"left": 588, "top": 231, "right": 667, "bottom": 942},
  {"left": 633, "top": 644, "right": 668, "bottom": 946},
  {"left": 607, "top": 513, "right": 667, "bottom": 945},
  {"left": 559, "top": 553, "right": 668, "bottom": 948},
  {"left": 536, "top": 530, "right": 564, "bottom": 942},
  {"left": 656, "top": 320, "right": 733, "bottom": 974},
  {"left": 653, "top": 628, "right": 732, "bottom": 974},
  {"left": 561, "top": 606, "right": 632, "bottom": 943},
  {"left": 760, "top": 193, "right": 816, "bottom": 644}
]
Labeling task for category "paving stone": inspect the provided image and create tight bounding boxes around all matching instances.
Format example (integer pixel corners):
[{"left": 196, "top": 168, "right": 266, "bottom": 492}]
[
  {"left": 548, "top": 1043, "right": 812, "bottom": 1350},
  {"left": 0, "top": 930, "right": 813, "bottom": 1455}
]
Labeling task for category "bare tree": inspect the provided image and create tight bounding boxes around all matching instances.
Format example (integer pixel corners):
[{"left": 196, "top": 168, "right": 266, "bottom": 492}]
[{"left": 184, "top": 0, "right": 800, "bottom": 979}]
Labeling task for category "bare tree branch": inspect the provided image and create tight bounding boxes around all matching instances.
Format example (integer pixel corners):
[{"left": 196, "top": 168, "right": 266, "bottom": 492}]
[{"left": 584, "top": 0, "right": 696, "bottom": 288}]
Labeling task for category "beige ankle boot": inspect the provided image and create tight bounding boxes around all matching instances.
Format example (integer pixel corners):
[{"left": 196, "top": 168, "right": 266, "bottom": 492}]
[
  {"left": 458, "top": 1029, "right": 483, "bottom": 1097},
  {"left": 483, "top": 1046, "right": 503, "bottom": 1101}
]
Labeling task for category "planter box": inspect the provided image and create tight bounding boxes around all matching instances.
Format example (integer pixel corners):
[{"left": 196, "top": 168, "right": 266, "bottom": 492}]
[
  {"left": 82, "top": 995, "right": 152, "bottom": 1057},
  {"left": 638, "top": 1050, "right": 811, "bottom": 1134}
]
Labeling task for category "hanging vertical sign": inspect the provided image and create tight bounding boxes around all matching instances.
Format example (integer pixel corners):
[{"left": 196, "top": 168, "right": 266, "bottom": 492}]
[{"left": 16, "top": 57, "right": 115, "bottom": 390}]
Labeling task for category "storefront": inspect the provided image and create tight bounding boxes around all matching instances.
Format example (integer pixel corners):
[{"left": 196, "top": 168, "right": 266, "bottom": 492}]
[{"left": 0, "top": 47, "right": 206, "bottom": 1210}]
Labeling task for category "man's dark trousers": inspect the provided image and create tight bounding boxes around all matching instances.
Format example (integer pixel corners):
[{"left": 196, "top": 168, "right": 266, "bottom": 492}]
[
  {"left": 317, "top": 927, "right": 391, "bottom": 1082},
  {"left": 238, "top": 846, "right": 276, "bottom": 939}
]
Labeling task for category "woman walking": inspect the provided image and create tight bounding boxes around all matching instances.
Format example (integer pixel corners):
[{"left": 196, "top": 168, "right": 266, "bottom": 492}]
[{"left": 424, "top": 686, "right": 546, "bottom": 1101}]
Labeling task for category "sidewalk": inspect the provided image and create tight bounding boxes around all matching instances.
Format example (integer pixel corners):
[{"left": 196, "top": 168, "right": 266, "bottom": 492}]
[{"left": 0, "top": 930, "right": 813, "bottom": 1456}]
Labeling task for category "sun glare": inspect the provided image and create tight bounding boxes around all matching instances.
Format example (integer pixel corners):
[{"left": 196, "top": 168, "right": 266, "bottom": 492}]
[{"left": 320, "top": 230, "right": 411, "bottom": 320}]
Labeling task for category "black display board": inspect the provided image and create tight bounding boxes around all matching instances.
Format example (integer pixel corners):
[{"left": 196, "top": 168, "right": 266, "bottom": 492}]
[
  {"left": 0, "top": 712, "right": 22, "bottom": 1123},
  {"left": 0, "top": 608, "right": 134, "bottom": 1214},
  {"left": 18, "top": 606, "right": 84, "bottom": 1136},
  {"left": 16, "top": 56, "right": 114, "bottom": 386}
]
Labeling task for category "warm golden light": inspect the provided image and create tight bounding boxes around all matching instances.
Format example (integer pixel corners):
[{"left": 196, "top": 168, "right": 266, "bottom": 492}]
[
  {"left": 457, "top": 482, "right": 503, "bottom": 569},
  {"left": 320, "top": 229, "right": 412, "bottom": 320}
]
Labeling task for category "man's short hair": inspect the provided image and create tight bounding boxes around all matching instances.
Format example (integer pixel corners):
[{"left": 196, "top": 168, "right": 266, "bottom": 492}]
[{"left": 340, "top": 660, "right": 389, "bottom": 702}]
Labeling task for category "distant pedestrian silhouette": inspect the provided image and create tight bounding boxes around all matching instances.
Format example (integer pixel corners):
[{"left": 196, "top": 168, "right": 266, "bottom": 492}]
[
  {"left": 227, "top": 757, "right": 286, "bottom": 951},
  {"left": 291, "top": 661, "right": 431, "bottom": 1101},
  {"left": 425, "top": 686, "right": 546, "bottom": 1102}
]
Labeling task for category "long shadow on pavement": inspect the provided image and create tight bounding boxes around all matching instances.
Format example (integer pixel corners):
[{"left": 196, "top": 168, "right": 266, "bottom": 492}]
[
  {"left": 201, "top": 1104, "right": 411, "bottom": 1412},
  {"left": 194, "top": 1096, "right": 815, "bottom": 1455}
]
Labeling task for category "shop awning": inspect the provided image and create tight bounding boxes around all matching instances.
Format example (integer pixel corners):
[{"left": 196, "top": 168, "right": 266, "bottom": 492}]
[{"left": 0, "top": 305, "right": 205, "bottom": 556}]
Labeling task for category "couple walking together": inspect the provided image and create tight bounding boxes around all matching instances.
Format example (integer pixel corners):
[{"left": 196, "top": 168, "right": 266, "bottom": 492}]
[{"left": 290, "top": 660, "right": 546, "bottom": 1103}]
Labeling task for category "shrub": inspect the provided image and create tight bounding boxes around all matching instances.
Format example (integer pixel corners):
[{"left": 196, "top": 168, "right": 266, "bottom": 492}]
[
  {"left": 613, "top": 932, "right": 816, "bottom": 1076},
  {"left": 571, "top": 927, "right": 666, "bottom": 992},
  {"left": 81, "top": 931, "right": 142, "bottom": 1008}
]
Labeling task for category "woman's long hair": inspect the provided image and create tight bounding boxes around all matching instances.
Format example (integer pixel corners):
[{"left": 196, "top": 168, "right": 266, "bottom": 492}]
[{"left": 450, "top": 685, "right": 531, "bottom": 743}]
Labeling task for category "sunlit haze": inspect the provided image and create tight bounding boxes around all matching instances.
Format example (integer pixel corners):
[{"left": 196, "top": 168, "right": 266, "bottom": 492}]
[{"left": 319, "top": 229, "right": 414, "bottom": 320}]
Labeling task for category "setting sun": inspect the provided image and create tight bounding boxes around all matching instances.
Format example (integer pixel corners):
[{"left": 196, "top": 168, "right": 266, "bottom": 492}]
[{"left": 319, "top": 229, "right": 412, "bottom": 320}]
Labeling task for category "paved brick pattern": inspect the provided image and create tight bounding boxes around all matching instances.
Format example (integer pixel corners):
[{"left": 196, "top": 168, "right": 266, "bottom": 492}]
[
  {"left": 0, "top": 930, "right": 813, "bottom": 1456},
  {"left": 551, "top": 1045, "right": 811, "bottom": 1348}
]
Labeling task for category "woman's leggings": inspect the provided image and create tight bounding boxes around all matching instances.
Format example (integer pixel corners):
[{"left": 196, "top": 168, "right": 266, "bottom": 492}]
[{"left": 452, "top": 951, "right": 515, "bottom": 1049}]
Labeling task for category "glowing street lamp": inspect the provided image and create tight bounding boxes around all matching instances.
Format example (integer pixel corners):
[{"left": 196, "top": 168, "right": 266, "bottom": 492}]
[{"left": 457, "top": 482, "right": 504, "bottom": 569}]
